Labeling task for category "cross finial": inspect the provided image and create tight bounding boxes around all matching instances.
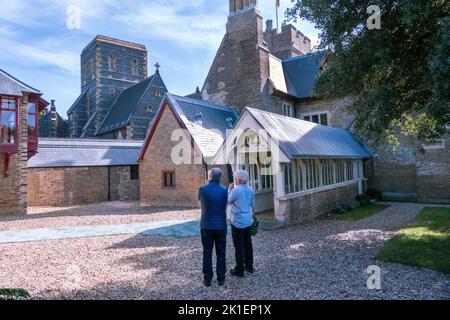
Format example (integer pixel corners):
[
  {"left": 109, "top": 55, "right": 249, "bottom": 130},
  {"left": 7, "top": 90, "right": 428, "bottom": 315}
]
[{"left": 154, "top": 62, "right": 161, "bottom": 72}]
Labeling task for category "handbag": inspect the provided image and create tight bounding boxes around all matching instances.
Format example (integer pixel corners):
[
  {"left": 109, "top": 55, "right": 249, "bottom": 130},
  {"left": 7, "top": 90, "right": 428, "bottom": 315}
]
[{"left": 250, "top": 215, "right": 259, "bottom": 236}]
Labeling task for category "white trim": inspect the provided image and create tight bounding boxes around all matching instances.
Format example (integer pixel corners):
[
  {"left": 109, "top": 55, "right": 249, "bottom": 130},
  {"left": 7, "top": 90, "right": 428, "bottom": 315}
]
[
  {"left": 300, "top": 111, "right": 331, "bottom": 126},
  {"left": 423, "top": 139, "right": 445, "bottom": 150},
  {"left": 277, "top": 180, "right": 358, "bottom": 200}
]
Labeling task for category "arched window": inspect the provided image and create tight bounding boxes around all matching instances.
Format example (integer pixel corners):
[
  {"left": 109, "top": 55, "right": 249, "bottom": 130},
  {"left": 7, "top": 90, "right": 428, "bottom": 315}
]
[
  {"left": 131, "top": 59, "right": 139, "bottom": 76},
  {"left": 108, "top": 55, "right": 116, "bottom": 72}
]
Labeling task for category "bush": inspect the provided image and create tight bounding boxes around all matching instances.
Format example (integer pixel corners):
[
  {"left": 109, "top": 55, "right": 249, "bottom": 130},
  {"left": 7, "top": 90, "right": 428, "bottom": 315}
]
[
  {"left": 356, "top": 194, "right": 371, "bottom": 206},
  {"left": 0, "top": 289, "right": 30, "bottom": 300},
  {"left": 366, "top": 189, "right": 383, "bottom": 200}
]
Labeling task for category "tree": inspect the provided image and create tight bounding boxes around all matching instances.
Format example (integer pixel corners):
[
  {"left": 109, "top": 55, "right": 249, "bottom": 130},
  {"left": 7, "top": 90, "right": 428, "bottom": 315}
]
[{"left": 286, "top": 0, "right": 450, "bottom": 146}]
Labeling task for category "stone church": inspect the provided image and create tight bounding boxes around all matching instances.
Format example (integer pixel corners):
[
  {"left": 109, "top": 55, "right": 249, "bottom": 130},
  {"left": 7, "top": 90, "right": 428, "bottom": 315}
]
[{"left": 67, "top": 35, "right": 168, "bottom": 140}]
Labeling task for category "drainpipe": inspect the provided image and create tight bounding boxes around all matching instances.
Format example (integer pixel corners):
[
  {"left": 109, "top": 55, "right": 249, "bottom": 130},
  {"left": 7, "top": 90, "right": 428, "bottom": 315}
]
[{"left": 107, "top": 166, "right": 111, "bottom": 201}]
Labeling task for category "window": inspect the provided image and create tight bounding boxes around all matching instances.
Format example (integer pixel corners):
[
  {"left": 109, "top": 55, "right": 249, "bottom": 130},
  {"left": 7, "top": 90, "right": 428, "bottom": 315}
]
[
  {"left": 155, "top": 88, "right": 162, "bottom": 97},
  {"left": 302, "top": 113, "right": 329, "bottom": 126},
  {"left": 282, "top": 103, "right": 294, "bottom": 117},
  {"left": 130, "top": 166, "right": 139, "bottom": 180},
  {"left": 108, "top": 55, "right": 116, "bottom": 72},
  {"left": 423, "top": 139, "right": 445, "bottom": 150},
  {"left": 162, "top": 171, "right": 176, "bottom": 188},
  {"left": 131, "top": 59, "right": 139, "bottom": 76},
  {"left": 27, "top": 101, "right": 37, "bottom": 143},
  {"left": 0, "top": 96, "right": 18, "bottom": 150},
  {"left": 283, "top": 158, "right": 363, "bottom": 195}
]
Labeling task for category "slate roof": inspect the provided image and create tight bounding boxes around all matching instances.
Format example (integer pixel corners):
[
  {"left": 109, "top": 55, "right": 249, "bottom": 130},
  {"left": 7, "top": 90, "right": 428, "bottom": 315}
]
[
  {"left": 0, "top": 69, "right": 41, "bottom": 96},
  {"left": 96, "top": 75, "right": 156, "bottom": 135},
  {"left": 67, "top": 89, "right": 88, "bottom": 115},
  {"left": 27, "top": 139, "right": 143, "bottom": 168},
  {"left": 245, "top": 107, "right": 370, "bottom": 159},
  {"left": 167, "top": 94, "right": 238, "bottom": 159},
  {"left": 185, "top": 87, "right": 202, "bottom": 100},
  {"left": 282, "top": 51, "right": 327, "bottom": 99}
]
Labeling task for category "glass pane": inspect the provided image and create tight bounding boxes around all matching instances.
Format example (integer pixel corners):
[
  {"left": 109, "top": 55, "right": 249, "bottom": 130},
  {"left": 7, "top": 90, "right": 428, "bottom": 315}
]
[
  {"left": 28, "top": 115, "right": 36, "bottom": 141},
  {"left": 1, "top": 98, "right": 16, "bottom": 110},
  {"left": 28, "top": 102, "right": 36, "bottom": 114},
  {"left": 312, "top": 115, "right": 319, "bottom": 124},
  {"left": 320, "top": 114, "right": 328, "bottom": 126},
  {"left": 304, "top": 116, "right": 311, "bottom": 122},
  {"left": 1, "top": 110, "right": 16, "bottom": 143}
]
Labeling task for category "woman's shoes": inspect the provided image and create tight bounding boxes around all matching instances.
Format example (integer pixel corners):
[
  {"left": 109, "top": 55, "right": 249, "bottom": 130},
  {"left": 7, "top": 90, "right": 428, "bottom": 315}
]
[
  {"left": 230, "top": 268, "right": 245, "bottom": 278},
  {"left": 244, "top": 266, "right": 255, "bottom": 274}
]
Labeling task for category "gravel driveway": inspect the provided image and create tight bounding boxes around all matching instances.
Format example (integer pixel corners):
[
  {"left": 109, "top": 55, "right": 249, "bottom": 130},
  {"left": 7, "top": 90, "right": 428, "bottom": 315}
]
[{"left": 0, "top": 202, "right": 449, "bottom": 300}]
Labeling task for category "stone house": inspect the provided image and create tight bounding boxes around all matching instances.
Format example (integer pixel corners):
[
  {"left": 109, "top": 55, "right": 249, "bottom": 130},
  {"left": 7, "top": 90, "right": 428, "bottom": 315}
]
[
  {"left": 201, "top": 0, "right": 450, "bottom": 204},
  {"left": 0, "top": 69, "right": 48, "bottom": 214},
  {"left": 139, "top": 93, "right": 237, "bottom": 208},
  {"left": 67, "top": 35, "right": 167, "bottom": 140},
  {"left": 27, "top": 139, "right": 141, "bottom": 206}
]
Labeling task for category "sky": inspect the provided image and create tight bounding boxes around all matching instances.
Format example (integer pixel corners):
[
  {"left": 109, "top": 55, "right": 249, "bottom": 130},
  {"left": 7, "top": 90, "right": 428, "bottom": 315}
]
[{"left": 0, "top": 0, "right": 320, "bottom": 118}]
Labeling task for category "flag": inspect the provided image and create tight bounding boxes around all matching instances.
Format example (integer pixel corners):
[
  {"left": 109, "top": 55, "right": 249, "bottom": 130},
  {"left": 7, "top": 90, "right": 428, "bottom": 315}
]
[{"left": 276, "top": 0, "right": 280, "bottom": 8}]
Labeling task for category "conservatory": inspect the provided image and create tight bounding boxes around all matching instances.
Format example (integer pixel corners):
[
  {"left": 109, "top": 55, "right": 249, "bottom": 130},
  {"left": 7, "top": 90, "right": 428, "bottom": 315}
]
[{"left": 212, "top": 107, "right": 371, "bottom": 224}]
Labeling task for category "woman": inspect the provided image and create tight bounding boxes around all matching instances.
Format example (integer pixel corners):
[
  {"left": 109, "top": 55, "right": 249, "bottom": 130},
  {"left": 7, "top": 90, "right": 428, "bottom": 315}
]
[{"left": 227, "top": 170, "right": 255, "bottom": 277}]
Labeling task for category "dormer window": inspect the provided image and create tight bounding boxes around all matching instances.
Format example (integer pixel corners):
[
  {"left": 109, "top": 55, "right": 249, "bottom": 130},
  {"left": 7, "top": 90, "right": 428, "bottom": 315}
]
[
  {"left": 0, "top": 96, "right": 18, "bottom": 152},
  {"left": 131, "top": 59, "right": 139, "bottom": 76}
]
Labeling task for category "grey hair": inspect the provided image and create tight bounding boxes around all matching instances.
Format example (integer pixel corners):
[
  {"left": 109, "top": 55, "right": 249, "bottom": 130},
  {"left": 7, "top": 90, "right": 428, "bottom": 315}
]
[
  {"left": 208, "top": 168, "right": 223, "bottom": 181},
  {"left": 234, "top": 170, "right": 249, "bottom": 184}
]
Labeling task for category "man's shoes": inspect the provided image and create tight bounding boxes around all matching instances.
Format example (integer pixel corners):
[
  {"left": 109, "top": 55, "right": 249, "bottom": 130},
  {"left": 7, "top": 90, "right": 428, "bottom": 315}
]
[
  {"left": 230, "top": 269, "right": 245, "bottom": 278},
  {"left": 244, "top": 266, "right": 255, "bottom": 274},
  {"left": 218, "top": 280, "right": 225, "bottom": 287},
  {"left": 204, "top": 280, "right": 212, "bottom": 287}
]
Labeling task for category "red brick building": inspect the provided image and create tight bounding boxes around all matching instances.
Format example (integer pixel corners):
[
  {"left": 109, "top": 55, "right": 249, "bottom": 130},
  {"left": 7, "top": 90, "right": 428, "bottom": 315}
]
[{"left": 0, "top": 69, "right": 48, "bottom": 214}]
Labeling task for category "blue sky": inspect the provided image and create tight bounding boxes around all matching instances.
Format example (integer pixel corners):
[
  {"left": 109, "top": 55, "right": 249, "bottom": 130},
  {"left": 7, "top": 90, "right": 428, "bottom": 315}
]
[{"left": 0, "top": 0, "right": 319, "bottom": 118}]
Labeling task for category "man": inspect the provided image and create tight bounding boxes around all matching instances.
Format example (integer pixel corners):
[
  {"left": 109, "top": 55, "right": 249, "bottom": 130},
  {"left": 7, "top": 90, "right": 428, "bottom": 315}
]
[
  {"left": 228, "top": 170, "right": 255, "bottom": 278},
  {"left": 198, "top": 168, "right": 228, "bottom": 287}
]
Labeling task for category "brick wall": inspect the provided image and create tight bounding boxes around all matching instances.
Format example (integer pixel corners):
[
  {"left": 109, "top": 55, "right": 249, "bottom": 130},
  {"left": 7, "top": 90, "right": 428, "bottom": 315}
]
[
  {"left": 140, "top": 105, "right": 207, "bottom": 208},
  {"left": 0, "top": 95, "right": 28, "bottom": 215},
  {"left": 27, "top": 165, "right": 139, "bottom": 207},
  {"left": 286, "top": 182, "right": 358, "bottom": 223}
]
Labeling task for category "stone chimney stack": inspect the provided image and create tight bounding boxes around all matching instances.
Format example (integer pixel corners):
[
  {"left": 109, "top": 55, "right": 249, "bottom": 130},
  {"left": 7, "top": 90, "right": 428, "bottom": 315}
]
[
  {"left": 229, "top": 0, "right": 258, "bottom": 15},
  {"left": 266, "top": 19, "right": 273, "bottom": 31}
]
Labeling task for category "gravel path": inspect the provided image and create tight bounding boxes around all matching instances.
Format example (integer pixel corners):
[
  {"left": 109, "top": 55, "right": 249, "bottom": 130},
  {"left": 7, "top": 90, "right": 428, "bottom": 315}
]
[
  {"left": 0, "top": 201, "right": 200, "bottom": 232},
  {"left": 0, "top": 202, "right": 448, "bottom": 300}
]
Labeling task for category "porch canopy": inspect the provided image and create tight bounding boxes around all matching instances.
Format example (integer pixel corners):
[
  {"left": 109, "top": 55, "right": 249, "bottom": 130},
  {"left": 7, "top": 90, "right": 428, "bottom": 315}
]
[{"left": 212, "top": 107, "right": 371, "bottom": 198}]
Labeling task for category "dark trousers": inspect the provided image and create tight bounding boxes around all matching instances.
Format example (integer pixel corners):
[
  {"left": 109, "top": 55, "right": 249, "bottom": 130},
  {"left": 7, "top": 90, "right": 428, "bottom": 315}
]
[
  {"left": 231, "top": 225, "right": 253, "bottom": 274},
  {"left": 201, "top": 229, "right": 227, "bottom": 282}
]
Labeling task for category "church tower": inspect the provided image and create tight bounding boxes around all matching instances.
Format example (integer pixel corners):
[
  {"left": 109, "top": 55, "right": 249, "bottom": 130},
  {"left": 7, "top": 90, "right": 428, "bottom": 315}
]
[{"left": 201, "top": 0, "right": 271, "bottom": 114}]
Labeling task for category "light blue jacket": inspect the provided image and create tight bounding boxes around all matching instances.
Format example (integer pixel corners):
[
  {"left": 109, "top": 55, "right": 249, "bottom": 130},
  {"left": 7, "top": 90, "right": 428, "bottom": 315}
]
[{"left": 228, "top": 184, "right": 255, "bottom": 229}]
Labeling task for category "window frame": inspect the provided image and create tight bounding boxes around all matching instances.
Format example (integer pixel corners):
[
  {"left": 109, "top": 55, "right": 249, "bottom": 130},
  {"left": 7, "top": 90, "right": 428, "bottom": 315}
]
[
  {"left": 0, "top": 95, "right": 20, "bottom": 153},
  {"left": 282, "top": 103, "right": 294, "bottom": 117},
  {"left": 162, "top": 170, "right": 176, "bottom": 189},
  {"left": 301, "top": 112, "right": 330, "bottom": 126}
]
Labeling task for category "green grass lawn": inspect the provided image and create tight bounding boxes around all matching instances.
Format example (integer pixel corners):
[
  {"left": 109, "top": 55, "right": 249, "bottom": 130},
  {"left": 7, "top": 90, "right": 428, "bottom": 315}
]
[
  {"left": 377, "top": 207, "right": 450, "bottom": 274},
  {"left": 338, "top": 204, "right": 390, "bottom": 221}
]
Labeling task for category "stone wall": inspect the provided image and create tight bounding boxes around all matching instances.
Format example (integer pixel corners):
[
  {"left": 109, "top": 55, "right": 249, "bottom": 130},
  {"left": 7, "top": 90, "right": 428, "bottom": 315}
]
[
  {"left": 0, "top": 95, "right": 28, "bottom": 215},
  {"left": 282, "top": 181, "right": 358, "bottom": 224},
  {"left": 140, "top": 104, "right": 206, "bottom": 208},
  {"left": 27, "top": 165, "right": 139, "bottom": 207}
]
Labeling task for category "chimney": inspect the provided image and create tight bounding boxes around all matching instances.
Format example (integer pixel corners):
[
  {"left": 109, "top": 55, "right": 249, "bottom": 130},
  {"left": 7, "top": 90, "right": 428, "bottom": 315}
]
[
  {"left": 266, "top": 19, "right": 273, "bottom": 31},
  {"left": 50, "top": 100, "right": 56, "bottom": 112}
]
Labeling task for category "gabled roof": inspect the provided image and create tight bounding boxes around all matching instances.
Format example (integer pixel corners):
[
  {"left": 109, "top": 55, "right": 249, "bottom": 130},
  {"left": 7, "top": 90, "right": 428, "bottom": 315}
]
[
  {"left": 213, "top": 107, "right": 370, "bottom": 164},
  {"left": 0, "top": 69, "right": 42, "bottom": 96},
  {"left": 140, "top": 93, "right": 238, "bottom": 161},
  {"left": 282, "top": 51, "right": 327, "bottom": 99},
  {"left": 96, "top": 74, "right": 156, "bottom": 135},
  {"left": 245, "top": 108, "right": 370, "bottom": 159},
  {"left": 27, "top": 138, "right": 143, "bottom": 168},
  {"left": 67, "top": 89, "right": 88, "bottom": 115},
  {"left": 185, "top": 86, "right": 202, "bottom": 100}
]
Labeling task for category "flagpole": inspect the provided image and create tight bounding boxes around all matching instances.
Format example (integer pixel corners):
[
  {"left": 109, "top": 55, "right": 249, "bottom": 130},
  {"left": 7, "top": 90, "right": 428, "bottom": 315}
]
[{"left": 276, "top": 2, "right": 279, "bottom": 32}]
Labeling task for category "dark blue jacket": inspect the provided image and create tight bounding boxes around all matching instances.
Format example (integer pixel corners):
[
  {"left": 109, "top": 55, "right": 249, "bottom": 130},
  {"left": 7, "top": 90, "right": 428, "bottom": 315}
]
[{"left": 198, "top": 180, "right": 228, "bottom": 230}]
